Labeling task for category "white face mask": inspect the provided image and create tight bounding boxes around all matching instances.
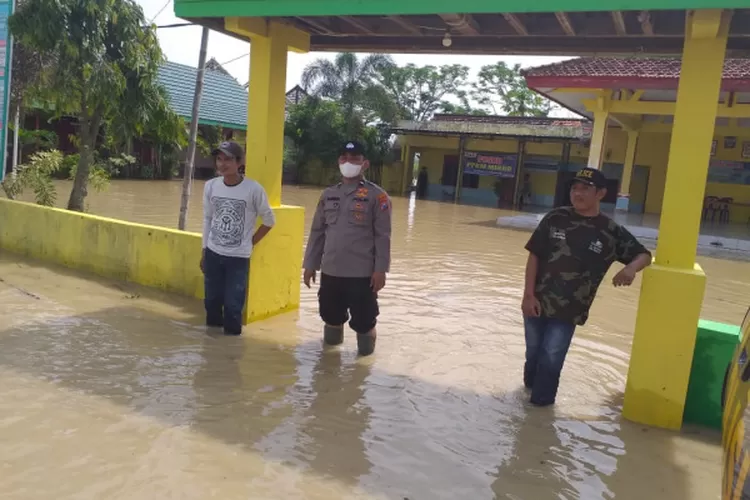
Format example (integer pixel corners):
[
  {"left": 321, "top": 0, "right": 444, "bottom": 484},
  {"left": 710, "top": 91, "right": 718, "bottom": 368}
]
[{"left": 339, "top": 162, "right": 362, "bottom": 178}]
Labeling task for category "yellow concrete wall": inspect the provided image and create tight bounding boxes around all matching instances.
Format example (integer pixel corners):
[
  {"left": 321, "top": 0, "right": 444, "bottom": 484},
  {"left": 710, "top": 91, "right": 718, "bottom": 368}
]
[
  {"left": 246, "top": 205, "right": 305, "bottom": 322},
  {"left": 381, "top": 161, "right": 405, "bottom": 194},
  {"left": 0, "top": 198, "right": 204, "bottom": 299},
  {"left": 0, "top": 198, "right": 305, "bottom": 324},
  {"left": 528, "top": 171, "right": 557, "bottom": 198}
]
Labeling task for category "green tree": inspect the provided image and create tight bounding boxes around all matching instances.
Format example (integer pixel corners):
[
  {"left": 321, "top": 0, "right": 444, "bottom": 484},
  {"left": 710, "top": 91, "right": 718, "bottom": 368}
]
[
  {"left": 471, "top": 62, "right": 552, "bottom": 117},
  {"left": 284, "top": 97, "right": 347, "bottom": 181},
  {"left": 10, "top": 0, "right": 165, "bottom": 211},
  {"left": 378, "top": 64, "right": 471, "bottom": 122},
  {"left": 301, "top": 52, "right": 395, "bottom": 128}
]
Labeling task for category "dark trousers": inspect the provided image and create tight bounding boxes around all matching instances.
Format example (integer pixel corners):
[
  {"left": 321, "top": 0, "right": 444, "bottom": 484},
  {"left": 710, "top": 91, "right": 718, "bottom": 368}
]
[
  {"left": 203, "top": 248, "right": 250, "bottom": 335},
  {"left": 523, "top": 316, "right": 576, "bottom": 406},
  {"left": 318, "top": 273, "right": 379, "bottom": 334}
]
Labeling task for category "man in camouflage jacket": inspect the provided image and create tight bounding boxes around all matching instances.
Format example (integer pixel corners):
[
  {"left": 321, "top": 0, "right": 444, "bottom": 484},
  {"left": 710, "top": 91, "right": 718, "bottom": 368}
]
[{"left": 521, "top": 167, "right": 652, "bottom": 406}]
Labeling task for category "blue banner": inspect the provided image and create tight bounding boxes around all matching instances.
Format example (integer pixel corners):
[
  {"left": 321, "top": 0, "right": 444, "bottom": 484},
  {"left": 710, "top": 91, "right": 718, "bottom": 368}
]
[
  {"left": 0, "top": 0, "right": 12, "bottom": 182},
  {"left": 462, "top": 150, "right": 518, "bottom": 178}
]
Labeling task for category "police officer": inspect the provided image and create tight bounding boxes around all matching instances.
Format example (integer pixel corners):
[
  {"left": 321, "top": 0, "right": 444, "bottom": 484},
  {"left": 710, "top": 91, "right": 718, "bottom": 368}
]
[{"left": 302, "top": 141, "right": 392, "bottom": 356}]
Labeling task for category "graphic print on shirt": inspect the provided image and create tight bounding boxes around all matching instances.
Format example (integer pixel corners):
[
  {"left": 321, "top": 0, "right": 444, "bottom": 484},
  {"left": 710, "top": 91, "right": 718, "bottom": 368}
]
[{"left": 211, "top": 196, "right": 246, "bottom": 248}]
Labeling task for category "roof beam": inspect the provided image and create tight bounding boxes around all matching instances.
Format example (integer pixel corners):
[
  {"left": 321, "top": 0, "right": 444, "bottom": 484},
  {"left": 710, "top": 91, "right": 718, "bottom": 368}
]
[
  {"left": 555, "top": 12, "right": 576, "bottom": 36},
  {"left": 582, "top": 98, "right": 750, "bottom": 119},
  {"left": 339, "top": 16, "right": 374, "bottom": 33},
  {"left": 503, "top": 14, "right": 529, "bottom": 36},
  {"left": 296, "top": 16, "right": 334, "bottom": 35},
  {"left": 386, "top": 15, "right": 422, "bottom": 35},
  {"left": 439, "top": 14, "right": 481, "bottom": 35},
  {"left": 638, "top": 11, "right": 654, "bottom": 35},
  {"left": 611, "top": 11, "right": 627, "bottom": 35},
  {"left": 611, "top": 113, "right": 643, "bottom": 132}
]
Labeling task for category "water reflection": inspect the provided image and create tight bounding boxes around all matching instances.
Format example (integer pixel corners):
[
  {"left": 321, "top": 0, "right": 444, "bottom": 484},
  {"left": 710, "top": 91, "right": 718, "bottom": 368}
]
[{"left": 300, "top": 346, "right": 373, "bottom": 490}]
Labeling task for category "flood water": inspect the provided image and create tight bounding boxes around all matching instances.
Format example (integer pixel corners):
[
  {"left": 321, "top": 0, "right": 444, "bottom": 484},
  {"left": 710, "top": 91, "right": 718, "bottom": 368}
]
[{"left": 2, "top": 179, "right": 750, "bottom": 499}]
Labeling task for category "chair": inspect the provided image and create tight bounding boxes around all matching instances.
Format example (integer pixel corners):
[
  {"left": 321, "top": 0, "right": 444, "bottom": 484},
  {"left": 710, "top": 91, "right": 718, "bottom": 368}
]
[
  {"left": 717, "top": 197, "right": 733, "bottom": 224},
  {"left": 703, "top": 196, "right": 719, "bottom": 223}
]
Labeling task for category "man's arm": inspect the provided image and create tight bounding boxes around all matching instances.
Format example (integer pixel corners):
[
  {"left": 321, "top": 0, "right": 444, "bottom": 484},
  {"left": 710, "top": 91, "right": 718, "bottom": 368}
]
[
  {"left": 373, "top": 192, "right": 392, "bottom": 274},
  {"left": 302, "top": 194, "right": 327, "bottom": 271},
  {"left": 202, "top": 181, "right": 213, "bottom": 249},
  {"left": 252, "top": 186, "right": 275, "bottom": 246},
  {"left": 613, "top": 225, "right": 653, "bottom": 286}
]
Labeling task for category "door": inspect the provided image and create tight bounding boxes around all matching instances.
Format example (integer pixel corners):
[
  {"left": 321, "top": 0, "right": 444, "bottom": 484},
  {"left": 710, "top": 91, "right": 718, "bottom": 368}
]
[{"left": 554, "top": 171, "right": 577, "bottom": 207}]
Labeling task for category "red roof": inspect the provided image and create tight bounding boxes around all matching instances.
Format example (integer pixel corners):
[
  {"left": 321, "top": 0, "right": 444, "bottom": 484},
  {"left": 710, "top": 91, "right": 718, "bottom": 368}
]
[{"left": 523, "top": 57, "right": 750, "bottom": 91}]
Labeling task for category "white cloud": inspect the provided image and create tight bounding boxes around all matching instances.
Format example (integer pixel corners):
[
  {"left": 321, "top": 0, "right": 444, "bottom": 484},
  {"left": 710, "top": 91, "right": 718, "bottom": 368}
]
[{"left": 139, "top": 0, "right": 578, "bottom": 117}]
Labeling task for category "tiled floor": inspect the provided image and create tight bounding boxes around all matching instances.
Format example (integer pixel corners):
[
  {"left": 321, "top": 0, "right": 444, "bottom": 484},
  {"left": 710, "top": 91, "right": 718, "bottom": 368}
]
[{"left": 496, "top": 208, "right": 750, "bottom": 257}]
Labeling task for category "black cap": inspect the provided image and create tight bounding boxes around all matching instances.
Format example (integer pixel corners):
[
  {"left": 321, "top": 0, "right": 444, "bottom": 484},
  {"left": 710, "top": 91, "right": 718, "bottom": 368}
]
[
  {"left": 571, "top": 167, "right": 608, "bottom": 189},
  {"left": 339, "top": 140, "right": 366, "bottom": 156},
  {"left": 212, "top": 141, "right": 244, "bottom": 160}
]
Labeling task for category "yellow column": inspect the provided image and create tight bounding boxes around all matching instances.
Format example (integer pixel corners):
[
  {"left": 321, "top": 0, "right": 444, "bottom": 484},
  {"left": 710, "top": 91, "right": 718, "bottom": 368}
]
[
  {"left": 226, "top": 18, "right": 310, "bottom": 324},
  {"left": 587, "top": 110, "right": 609, "bottom": 169},
  {"left": 400, "top": 143, "right": 411, "bottom": 195},
  {"left": 616, "top": 130, "right": 639, "bottom": 213},
  {"left": 623, "top": 9, "right": 730, "bottom": 430}
]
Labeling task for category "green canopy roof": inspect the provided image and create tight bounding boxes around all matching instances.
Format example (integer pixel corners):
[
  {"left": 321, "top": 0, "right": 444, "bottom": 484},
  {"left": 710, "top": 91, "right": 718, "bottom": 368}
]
[{"left": 157, "top": 60, "right": 248, "bottom": 130}]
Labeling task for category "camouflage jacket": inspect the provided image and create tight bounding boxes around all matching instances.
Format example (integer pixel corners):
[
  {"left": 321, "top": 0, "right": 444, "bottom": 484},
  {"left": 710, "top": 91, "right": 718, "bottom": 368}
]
[{"left": 525, "top": 207, "right": 650, "bottom": 326}]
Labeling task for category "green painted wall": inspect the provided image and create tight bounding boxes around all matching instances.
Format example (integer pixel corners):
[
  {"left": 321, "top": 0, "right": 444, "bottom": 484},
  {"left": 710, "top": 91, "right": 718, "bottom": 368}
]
[
  {"left": 684, "top": 319, "right": 742, "bottom": 429},
  {"left": 175, "top": 1, "right": 750, "bottom": 18}
]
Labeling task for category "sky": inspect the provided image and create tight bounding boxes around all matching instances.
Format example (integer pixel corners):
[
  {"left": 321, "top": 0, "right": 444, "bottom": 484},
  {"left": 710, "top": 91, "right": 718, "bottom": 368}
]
[{"left": 138, "top": 0, "right": 576, "bottom": 115}]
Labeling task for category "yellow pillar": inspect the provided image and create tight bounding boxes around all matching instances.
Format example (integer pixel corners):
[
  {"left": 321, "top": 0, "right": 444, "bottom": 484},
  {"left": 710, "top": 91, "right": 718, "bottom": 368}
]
[
  {"left": 226, "top": 18, "right": 310, "bottom": 324},
  {"left": 623, "top": 9, "right": 730, "bottom": 430},
  {"left": 587, "top": 110, "right": 609, "bottom": 169},
  {"left": 400, "top": 143, "right": 411, "bottom": 195},
  {"left": 616, "top": 130, "right": 639, "bottom": 213}
]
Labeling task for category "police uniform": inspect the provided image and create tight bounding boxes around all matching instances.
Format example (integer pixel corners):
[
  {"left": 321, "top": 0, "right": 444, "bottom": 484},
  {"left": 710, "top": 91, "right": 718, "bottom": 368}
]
[{"left": 303, "top": 144, "right": 392, "bottom": 355}]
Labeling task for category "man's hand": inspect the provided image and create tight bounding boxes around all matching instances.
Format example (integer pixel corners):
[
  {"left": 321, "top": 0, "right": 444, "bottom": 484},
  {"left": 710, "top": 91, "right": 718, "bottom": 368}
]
[
  {"left": 613, "top": 265, "right": 637, "bottom": 287},
  {"left": 521, "top": 294, "right": 541, "bottom": 317},
  {"left": 371, "top": 272, "right": 386, "bottom": 293},
  {"left": 303, "top": 269, "right": 317, "bottom": 288},
  {"left": 199, "top": 253, "right": 205, "bottom": 274}
]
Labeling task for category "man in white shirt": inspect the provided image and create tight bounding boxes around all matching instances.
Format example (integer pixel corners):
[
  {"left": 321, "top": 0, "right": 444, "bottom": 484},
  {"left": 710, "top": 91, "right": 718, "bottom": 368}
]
[{"left": 200, "top": 141, "right": 275, "bottom": 336}]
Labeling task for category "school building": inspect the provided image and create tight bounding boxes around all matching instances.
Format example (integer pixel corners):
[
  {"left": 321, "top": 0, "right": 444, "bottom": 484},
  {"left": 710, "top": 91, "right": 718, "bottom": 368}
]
[{"left": 393, "top": 57, "right": 750, "bottom": 225}]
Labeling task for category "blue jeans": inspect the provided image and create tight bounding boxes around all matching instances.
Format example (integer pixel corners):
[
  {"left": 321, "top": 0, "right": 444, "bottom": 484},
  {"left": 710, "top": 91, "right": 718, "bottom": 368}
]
[
  {"left": 203, "top": 248, "right": 250, "bottom": 335},
  {"left": 523, "top": 316, "right": 576, "bottom": 406}
]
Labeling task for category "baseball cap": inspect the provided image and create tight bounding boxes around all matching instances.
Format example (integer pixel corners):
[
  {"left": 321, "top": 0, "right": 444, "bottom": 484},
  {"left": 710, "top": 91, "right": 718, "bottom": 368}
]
[
  {"left": 339, "top": 140, "right": 366, "bottom": 156},
  {"left": 571, "top": 167, "right": 608, "bottom": 189},
  {"left": 211, "top": 141, "right": 244, "bottom": 160}
]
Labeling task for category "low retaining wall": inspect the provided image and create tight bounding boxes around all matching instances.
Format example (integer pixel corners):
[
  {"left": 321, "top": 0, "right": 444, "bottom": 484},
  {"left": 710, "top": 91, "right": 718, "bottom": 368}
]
[
  {"left": 0, "top": 198, "right": 305, "bottom": 324},
  {"left": 0, "top": 198, "right": 204, "bottom": 298}
]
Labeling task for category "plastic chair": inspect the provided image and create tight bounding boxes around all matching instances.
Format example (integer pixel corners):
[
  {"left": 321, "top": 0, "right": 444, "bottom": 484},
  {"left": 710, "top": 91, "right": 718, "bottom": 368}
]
[
  {"left": 703, "top": 196, "right": 719, "bottom": 223},
  {"left": 717, "top": 197, "right": 733, "bottom": 224}
]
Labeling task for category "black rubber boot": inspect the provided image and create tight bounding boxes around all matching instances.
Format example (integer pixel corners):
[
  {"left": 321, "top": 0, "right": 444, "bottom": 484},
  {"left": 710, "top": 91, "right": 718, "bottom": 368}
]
[
  {"left": 357, "top": 330, "right": 377, "bottom": 356},
  {"left": 323, "top": 324, "right": 344, "bottom": 346}
]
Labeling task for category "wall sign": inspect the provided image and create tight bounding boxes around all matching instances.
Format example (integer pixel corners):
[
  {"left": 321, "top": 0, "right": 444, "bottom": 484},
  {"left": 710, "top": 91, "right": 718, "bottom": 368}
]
[
  {"left": 0, "top": 0, "right": 14, "bottom": 181},
  {"left": 707, "top": 159, "right": 750, "bottom": 185},
  {"left": 742, "top": 141, "right": 750, "bottom": 160},
  {"left": 462, "top": 150, "right": 518, "bottom": 178}
]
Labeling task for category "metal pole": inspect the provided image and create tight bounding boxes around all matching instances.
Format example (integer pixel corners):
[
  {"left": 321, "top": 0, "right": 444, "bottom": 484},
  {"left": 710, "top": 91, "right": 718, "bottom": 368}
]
[
  {"left": 177, "top": 26, "right": 210, "bottom": 230},
  {"left": 11, "top": 103, "right": 19, "bottom": 177}
]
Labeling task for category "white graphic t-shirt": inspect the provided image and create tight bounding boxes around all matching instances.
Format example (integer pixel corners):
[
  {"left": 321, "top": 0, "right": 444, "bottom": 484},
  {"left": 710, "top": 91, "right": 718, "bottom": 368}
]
[{"left": 202, "top": 177, "right": 275, "bottom": 258}]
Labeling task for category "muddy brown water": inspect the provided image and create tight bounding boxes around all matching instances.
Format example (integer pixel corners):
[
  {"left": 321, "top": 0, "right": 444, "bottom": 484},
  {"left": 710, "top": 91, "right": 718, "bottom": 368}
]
[{"left": 2, "top": 180, "right": 749, "bottom": 499}]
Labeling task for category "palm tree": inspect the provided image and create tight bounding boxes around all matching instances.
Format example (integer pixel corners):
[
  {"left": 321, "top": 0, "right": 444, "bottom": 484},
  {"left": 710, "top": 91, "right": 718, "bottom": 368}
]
[{"left": 301, "top": 53, "right": 395, "bottom": 126}]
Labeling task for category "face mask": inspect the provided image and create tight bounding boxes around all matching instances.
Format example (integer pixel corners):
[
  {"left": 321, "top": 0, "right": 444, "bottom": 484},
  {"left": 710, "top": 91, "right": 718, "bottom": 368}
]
[{"left": 339, "top": 162, "right": 362, "bottom": 178}]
